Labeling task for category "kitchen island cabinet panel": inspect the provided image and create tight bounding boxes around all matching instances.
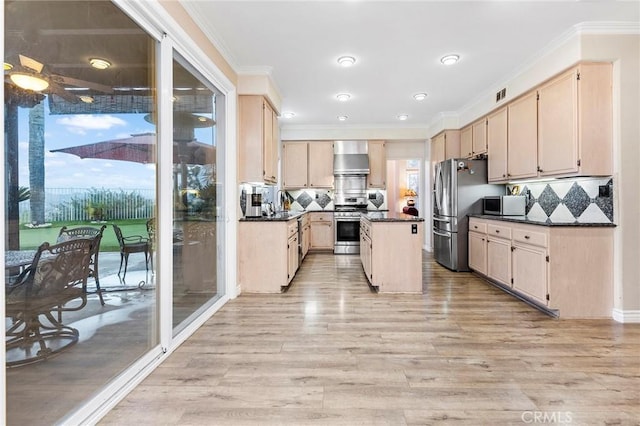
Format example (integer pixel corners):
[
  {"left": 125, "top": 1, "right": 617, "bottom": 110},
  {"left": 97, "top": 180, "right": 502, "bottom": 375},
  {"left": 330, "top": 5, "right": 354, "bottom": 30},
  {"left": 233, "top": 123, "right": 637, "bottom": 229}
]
[{"left": 361, "top": 217, "right": 423, "bottom": 293}]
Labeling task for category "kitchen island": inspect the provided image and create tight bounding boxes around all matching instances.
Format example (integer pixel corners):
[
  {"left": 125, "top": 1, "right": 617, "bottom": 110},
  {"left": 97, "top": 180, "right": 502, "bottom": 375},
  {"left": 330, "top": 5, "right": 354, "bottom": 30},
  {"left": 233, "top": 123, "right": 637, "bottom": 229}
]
[{"left": 360, "top": 212, "right": 424, "bottom": 293}]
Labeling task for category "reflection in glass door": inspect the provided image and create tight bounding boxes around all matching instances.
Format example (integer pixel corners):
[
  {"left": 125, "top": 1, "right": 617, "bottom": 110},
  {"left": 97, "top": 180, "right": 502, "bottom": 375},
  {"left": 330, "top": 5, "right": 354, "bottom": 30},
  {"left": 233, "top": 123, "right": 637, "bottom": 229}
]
[{"left": 172, "top": 53, "right": 225, "bottom": 333}]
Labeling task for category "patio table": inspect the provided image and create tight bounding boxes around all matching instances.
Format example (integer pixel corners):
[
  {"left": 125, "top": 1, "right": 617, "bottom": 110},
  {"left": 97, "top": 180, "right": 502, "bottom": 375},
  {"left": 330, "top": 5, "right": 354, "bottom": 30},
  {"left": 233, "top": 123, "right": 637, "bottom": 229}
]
[{"left": 5, "top": 250, "right": 38, "bottom": 270}]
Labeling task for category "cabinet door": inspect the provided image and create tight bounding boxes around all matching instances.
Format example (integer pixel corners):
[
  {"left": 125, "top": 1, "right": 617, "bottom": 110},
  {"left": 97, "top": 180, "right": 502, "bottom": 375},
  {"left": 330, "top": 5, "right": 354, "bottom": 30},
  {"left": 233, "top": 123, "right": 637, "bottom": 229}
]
[
  {"left": 287, "top": 235, "right": 298, "bottom": 283},
  {"left": 431, "top": 133, "right": 445, "bottom": 178},
  {"left": 507, "top": 91, "right": 538, "bottom": 180},
  {"left": 367, "top": 140, "right": 386, "bottom": 188},
  {"left": 360, "top": 230, "right": 372, "bottom": 282},
  {"left": 487, "top": 107, "right": 508, "bottom": 182},
  {"left": 443, "top": 131, "right": 460, "bottom": 159},
  {"left": 468, "top": 231, "right": 487, "bottom": 275},
  {"left": 302, "top": 224, "right": 311, "bottom": 258},
  {"left": 308, "top": 142, "right": 334, "bottom": 188},
  {"left": 512, "top": 243, "right": 548, "bottom": 305},
  {"left": 310, "top": 220, "right": 334, "bottom": 250},
  {"left": 487, "top": 237, "right": 511, "bottom": 286},
  {"left": 238, "top": 95, "right": 266, "bottom": 183},
  {"left": 263, "top": 100, "right": 277, "bottom": 184},
  {"left": 282, "top": 142, "right": 308, "bottom": 189},
  {"left": 538, "top": 68, "right": 579, "bottom": 176},
  {"left": 472, "top": 118, "right": 487, "bottom": 155},
  {"left": 460, "top": 126, "right": 473, "bottom": 158}
]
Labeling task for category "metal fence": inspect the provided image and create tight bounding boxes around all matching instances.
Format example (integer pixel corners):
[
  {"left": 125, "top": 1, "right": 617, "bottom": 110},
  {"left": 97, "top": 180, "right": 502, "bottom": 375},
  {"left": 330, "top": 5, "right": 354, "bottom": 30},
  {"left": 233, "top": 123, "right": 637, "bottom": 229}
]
[{"left": 19, "top": 187, "right": 156, "bottom": 224}]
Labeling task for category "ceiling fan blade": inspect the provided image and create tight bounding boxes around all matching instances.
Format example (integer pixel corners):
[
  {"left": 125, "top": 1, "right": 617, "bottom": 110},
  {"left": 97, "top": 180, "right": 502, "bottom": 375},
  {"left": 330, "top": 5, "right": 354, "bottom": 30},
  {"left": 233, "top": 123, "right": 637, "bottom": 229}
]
[
  {"left": 54, "top": 74, "right": 114, "bottom": 94},
  {"left": 48, "top": 82, "right": 80, "bottom": 103},
  {"left": 19, "top": 54, "right": 44, "bottom": 73}
]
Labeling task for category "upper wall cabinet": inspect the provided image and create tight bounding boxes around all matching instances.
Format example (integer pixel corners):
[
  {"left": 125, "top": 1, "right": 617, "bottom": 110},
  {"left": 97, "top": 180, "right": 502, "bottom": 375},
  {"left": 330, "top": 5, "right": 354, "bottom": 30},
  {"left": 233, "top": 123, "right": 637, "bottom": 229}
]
[
  {"left": 460, "top": 125, "right": 473, "bottom": 158},
  {"left": 282, "top": 141, "right": 334, "bottom": 189},
  {"left": 239, "top": 95, "right": 279, "bottom": 184},
  {"left": 507, "top": 90, "right": 538, "bottom": 180},
  {"left": 537, "top": 63, "right": 612, "bottom": 178},
  {"left": 487, "top": 107, "right": 508, "bottom": 182},
  {"left": 430, "top": 130, "right": 460, "bottom": 177},
  {"left": 367, "top": 140, "right": 387, "bottom": 189},
  {"left": 471, "top": 118, "right": 487, "bottom": 156}
]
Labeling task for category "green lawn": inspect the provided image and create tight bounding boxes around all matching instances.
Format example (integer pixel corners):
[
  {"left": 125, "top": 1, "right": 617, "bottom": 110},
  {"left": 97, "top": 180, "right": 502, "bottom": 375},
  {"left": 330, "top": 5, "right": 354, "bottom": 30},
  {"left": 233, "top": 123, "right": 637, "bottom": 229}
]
[{"left": 18, "top": 219, "right": 150, "bottom": 251}]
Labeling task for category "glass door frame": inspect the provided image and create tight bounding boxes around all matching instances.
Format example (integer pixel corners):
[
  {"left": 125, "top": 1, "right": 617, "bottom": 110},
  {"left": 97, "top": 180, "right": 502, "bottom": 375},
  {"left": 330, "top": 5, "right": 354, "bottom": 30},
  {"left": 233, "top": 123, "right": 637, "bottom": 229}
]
[{"left": 0, "top": 0, "right": 238, "bottom": 423}]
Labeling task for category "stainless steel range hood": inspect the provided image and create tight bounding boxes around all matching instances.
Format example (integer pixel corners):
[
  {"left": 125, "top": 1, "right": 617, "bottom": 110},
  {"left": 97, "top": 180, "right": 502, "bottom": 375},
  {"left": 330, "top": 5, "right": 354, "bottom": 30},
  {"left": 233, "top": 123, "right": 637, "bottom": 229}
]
[{"left": 333, "top": 140, "right": 370, "bottom": 175}]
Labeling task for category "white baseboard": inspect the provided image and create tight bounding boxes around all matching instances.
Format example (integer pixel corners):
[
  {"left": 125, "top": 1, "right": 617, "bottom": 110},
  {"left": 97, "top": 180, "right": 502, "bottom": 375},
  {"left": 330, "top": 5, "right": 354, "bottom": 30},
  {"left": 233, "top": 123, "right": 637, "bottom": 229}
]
[{"left": 612, "top": 309, "right": 640, "bottom": 323}]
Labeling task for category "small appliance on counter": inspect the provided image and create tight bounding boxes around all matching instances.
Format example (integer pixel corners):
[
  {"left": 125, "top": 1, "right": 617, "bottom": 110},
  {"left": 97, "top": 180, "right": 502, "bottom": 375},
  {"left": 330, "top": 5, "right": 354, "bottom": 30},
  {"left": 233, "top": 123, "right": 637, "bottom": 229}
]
[
  {"left": 246, "top": 192, "right": 263, "bottom": 217},
  {"left": 483, "top": 195, "right": 526, "bottom": 216}
]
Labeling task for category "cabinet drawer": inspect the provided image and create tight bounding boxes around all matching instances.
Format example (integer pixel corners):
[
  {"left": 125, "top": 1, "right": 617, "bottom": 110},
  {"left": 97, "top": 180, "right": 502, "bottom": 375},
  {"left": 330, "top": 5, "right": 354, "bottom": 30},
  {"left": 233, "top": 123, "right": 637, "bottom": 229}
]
[
  {"left": 469, "top": 219, "right": 486, "bottom": 234},
  {"left": 310, "top": 212, "right": 333, "bottom": 223},
  {"left": 287, "top": 221, "right": 298, "bottom": 238},
  {"left": 487, "top": 223, "right": 511, "bottom": 239},
  {"left": 513, "top": 228, "right": 547, "bottom": 247}
]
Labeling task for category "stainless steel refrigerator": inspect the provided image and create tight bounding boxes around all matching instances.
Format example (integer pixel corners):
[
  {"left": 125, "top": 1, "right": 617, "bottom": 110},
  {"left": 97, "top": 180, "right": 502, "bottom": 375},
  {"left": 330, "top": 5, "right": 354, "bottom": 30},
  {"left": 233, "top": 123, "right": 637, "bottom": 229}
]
[{"left": 432, "top": 158, "right": 503, "bottom": 271}]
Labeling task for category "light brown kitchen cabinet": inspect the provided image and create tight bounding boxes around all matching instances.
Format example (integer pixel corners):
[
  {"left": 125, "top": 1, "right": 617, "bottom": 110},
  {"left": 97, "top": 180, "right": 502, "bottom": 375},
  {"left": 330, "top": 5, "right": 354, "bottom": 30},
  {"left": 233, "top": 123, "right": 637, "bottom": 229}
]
[
  {"left": 239, "top": 95, "right": 279, "bottom": 184},
  {"left": 282, "top": 142, "right": 308, "bottom": 189},
  {"left": 360, "top": 217, "right": 423, "bottom": 293},
  {"left": 238, "top": 217, "right": 299, "bottom": 293},
  {"left": 282, "top": 141, "right": 334, "bottom": 189},
  {"left": 468, "top": 218, "right": 488, "bottom": 275},
  {"left": 460, "top": 125, "right": 473, "bottom": 158},
  {"left": 537, "top": 63, "right": 612, "bottom": 178},
  {"left": 360, "top": 220, "right": 372, "bottom": 281},
  {"left": 471, "top": 118, "right": 487, "bottom": 156},
  {"left": 468, "top": 217, "right": 613, "bottom": 318},
  {"left": 430, "top": 130, "right": 460, "bottom": 177},
  {"left": 301, "top": 214, "right": 311, "bottom": 259},
  {"left": 507, "top": 91, "right": 538, "bottom": 180},
  {"left": 487, "top": 107, "right": 508, "bottom": 182},
  {"left": 367, "top": 140, "right": 387, "bottom": 188},
  {"left": 486, "top": 228, "right": 511, "bottom": 287},
  {"left": 309, "top": 212, "right": 334, "bottom": 250},
  {"left": 308, "top": 142, "right": 334, "bottom": 188}
]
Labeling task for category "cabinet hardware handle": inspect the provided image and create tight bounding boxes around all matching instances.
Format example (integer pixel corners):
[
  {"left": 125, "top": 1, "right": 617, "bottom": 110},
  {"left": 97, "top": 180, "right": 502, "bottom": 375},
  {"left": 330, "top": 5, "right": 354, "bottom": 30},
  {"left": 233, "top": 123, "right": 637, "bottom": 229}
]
[
  {"left": 502, "top": 174, "right": 506, "bottom": 178},
  {"left": 524, "top": 235, "right": 530, "bottom": 239},
  {"left": 474, "top": 226, "right": 478, "bottom": 229},
  {"left": 495, "top": 230, "right": 500, "bottom": 233}
]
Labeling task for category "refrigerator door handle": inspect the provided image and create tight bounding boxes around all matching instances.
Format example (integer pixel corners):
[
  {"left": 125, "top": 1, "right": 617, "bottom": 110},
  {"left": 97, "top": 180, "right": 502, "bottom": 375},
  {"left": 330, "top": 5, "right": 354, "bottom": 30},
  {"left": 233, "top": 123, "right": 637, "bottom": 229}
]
[
  {"left": 432, "top": 217, "right": 450, "bottom": 222},
  {"left": 435, "top": 163, "right": 443, "bottom": 213},
  {"left": 433, "top": 230, "right": 452, "bottom": 238}
]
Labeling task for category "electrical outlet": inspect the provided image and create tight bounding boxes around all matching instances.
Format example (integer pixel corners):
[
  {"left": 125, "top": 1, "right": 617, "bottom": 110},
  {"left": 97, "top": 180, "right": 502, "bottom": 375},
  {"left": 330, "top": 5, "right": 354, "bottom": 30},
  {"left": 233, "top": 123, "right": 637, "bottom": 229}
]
[
  {"left": 411, "top": 224, "right": 417, "bottom": 234},
  {"left": 599, "top": 185, "right": 610, "bottom": 197}
]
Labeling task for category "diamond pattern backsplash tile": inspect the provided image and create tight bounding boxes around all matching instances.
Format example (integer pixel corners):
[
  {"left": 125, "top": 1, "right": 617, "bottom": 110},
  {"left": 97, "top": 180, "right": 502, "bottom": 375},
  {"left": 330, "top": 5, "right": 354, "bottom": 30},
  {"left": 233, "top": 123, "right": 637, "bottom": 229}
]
[
  {"left": 537, "top": 185, "right": 562, "bottom": 217},
  {"left": 316, "top": 192, "right": 332, "bottom": 209},
  {"left": 509, "top": 177, "right": 614, "bottom": 224}
]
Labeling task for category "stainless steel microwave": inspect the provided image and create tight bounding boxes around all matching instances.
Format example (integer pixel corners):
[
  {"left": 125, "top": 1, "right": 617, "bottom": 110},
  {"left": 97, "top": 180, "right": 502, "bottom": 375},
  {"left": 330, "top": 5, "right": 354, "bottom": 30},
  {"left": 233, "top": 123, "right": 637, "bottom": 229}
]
[{"left": 483, "top": 195, "right": 526, "bottom": 216}]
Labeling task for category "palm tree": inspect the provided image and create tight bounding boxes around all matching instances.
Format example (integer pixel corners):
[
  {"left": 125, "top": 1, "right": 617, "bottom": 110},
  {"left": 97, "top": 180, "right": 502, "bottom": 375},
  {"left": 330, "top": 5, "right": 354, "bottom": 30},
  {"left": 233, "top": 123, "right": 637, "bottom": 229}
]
[{"left": 28, "top": 100, "right": 45, "bottom": 224}]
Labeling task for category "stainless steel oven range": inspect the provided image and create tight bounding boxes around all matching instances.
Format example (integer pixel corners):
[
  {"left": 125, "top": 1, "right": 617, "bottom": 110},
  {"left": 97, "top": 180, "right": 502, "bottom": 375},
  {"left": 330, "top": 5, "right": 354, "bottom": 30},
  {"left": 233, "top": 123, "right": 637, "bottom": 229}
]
[{"left": 334, "top": 207, "right": 366, "bottom": 254}]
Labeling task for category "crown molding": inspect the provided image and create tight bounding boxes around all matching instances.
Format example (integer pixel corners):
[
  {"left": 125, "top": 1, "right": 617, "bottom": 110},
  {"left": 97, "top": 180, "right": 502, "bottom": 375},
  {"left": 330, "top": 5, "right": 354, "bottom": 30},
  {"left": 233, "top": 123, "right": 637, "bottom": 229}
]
[
  {"left": 575, "top": 21, "right": 640, "bottom": 35},
  {"left": 179, "top": 1, "right": 240, "bottom": 72},
  {"left": 237, "top": 66, "right": 274, "bottom": 76}
]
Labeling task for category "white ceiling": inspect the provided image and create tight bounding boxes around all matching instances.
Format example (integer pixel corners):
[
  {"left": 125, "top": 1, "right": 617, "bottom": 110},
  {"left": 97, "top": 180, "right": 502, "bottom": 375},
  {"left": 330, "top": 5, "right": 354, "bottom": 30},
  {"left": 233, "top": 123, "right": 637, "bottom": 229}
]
[{"left": 181, "top": 1, "right": 638, "bottom": 129}]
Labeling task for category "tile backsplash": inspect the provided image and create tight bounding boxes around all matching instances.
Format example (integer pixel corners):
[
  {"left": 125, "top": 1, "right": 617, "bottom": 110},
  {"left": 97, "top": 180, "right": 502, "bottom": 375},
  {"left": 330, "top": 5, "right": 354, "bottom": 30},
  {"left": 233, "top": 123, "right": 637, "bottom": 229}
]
[
  {"left": 508, "top": 177, "right": 614, "bottom": 224},
  {"left": 286, "top": 189, "right": 387, "bottom": 211}
]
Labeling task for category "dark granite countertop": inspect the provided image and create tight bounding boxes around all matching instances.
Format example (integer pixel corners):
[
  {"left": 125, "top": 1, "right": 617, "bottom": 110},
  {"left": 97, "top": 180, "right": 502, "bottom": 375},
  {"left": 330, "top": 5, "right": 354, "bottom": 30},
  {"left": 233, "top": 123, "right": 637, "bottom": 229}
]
[
  {"left": 468, "top": 214, "right": 616, "bottom": 227},
  {"left": 363, "top": 211, "right": 424, "bottom": 222},
  {"left": 240, "top": 211, "right": 306, "bottom": 222}
]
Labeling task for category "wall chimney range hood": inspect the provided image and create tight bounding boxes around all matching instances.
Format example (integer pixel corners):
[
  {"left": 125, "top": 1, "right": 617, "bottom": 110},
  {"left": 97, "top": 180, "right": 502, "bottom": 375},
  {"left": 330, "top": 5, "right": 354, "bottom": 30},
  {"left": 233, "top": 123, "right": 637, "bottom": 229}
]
[{"left": 333, "top": 140, "right": 370, "bottom": 175}]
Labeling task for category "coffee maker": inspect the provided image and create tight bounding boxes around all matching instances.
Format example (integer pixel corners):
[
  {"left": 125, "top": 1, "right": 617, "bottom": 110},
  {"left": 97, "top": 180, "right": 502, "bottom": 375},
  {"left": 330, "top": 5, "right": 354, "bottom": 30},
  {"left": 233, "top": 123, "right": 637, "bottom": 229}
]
[{"left": 246, "top": 192, "right": 262, "bottom": 217}]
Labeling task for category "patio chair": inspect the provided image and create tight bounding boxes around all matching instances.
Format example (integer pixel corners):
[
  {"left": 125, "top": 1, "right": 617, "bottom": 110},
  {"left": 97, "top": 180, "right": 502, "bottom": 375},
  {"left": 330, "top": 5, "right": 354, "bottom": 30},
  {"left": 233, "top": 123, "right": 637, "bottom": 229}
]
[
  {"left": 5, "top": 239, "right": 93, "bottom": 367},
  {"left": 57, "top": 225, "right": 107, "bottom": 305},
  {"left": 112, "top": 224, "right": 150, "bottom": 280}
]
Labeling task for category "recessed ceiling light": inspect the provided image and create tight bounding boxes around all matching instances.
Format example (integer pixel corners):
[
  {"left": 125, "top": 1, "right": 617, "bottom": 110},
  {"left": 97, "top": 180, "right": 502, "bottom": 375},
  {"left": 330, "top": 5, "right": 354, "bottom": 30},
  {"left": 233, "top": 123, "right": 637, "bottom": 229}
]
[
  {"left": 440, "top": 54, "right": 460, "bottom": 66},
  {"left": 89, "top": 58, "right": 111, "bottom": 70},
  {"left": 79, "top": 95, "right": 94, "bottom": 104},
  {"left": 397, "top": 114, "right": 409, "bottom": 121},
  {"left": 4, "top": 62, "right": 13, "bottom": 71},
  {"left": 337, "top": 56, "right": 356, "bottom": 67},
  {"left": 282, "top": 112, "right": 296, "bottom": 119},
  {"left": 336, "top": 93, "right": 351, "bottom": 102},
  {"left": 337, "top": 115, "right": 348, "bottom": 121},
  {"left": 413, "top": 93, "right": 427, "bottom": 101}
]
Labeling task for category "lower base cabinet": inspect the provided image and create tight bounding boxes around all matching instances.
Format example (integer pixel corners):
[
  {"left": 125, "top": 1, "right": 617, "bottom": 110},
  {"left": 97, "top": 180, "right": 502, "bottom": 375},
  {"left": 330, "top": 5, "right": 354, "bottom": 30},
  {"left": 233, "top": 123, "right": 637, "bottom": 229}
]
[
  {"left": 309, "top": 212, "right": 334, "bottom": 250},
  {"left": 239, "top": 218, "right": 300, "bottom": 293},
  {"left": 468, "top": 217, "right": 613, "bottom": 318},
  {"left": 360, "top": 217, "right": 423, "bottom": 293}
]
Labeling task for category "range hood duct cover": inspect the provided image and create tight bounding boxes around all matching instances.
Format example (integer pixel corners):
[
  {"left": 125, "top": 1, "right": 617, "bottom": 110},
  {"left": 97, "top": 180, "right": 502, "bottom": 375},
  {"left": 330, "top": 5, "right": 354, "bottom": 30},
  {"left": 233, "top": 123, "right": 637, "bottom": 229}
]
[{"left": 333, "top": 140, "right": 370, "bottom": 175}]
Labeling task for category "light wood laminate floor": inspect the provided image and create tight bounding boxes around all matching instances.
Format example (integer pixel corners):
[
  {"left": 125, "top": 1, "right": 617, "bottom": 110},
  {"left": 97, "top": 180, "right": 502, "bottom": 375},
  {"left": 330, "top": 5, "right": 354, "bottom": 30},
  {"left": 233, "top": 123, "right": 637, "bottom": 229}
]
[{"left": 102, "top": 252, "right": 640, "bottom": 425}]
